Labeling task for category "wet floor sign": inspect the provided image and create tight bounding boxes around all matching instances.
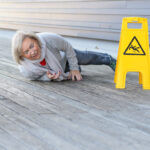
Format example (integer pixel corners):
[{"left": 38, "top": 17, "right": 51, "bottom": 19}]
[{"left": 114, "top": 17, "right": 150, "bottom": 89}]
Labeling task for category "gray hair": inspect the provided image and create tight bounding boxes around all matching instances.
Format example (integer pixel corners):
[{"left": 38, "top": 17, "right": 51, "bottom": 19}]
[{"left": 11, "top": 30, "right": 41, "bottom": 64}]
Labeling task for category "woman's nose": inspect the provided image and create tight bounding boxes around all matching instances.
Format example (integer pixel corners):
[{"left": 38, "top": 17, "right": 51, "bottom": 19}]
[{"left": 30, "top": 49, "right": 37, "bottom": 55}]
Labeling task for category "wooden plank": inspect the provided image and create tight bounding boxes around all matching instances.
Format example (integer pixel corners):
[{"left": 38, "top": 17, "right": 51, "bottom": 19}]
[
  {"left": 0, "top": 0, "right": 95, "bottom": 2},
  {"left": 0, "top": 81, "right": 112, "bottom": 150},
  {"left": 0, "top": 85, "right": 149, "bottom": 150},
  {"left": 0, "top": 116, "right": 45, "bottom": 150},
  {"left": 127, "top": 0, "right": 150, "bottom": 9},
  {"left": 1, "top": 12, "right": 150, "bottom": 24},
  {"left": 0, "top": 127, "right": 30, "bottom": 150},
  {"left": 0, "top": 74, "right": 150, "bottom": 150},
  {"left": 0, "top": 22, "right": 121, "bottom": 41},
  {"left": 0, "top": 100, "right": 81, "bottom": 150},
  {"left": 0, "top": 0, "right": 119, "bottom": 2},
  {"left": 0, "top": 106, "right": 74, "bottom": 150},
  {"left": 0, "top": 12, "right": 124, "bottom": 23},
  {"left": 0, "top": 15, "right": 150, "bottom": 29},
  {"left": 1, "top": 8, "right": 150, "bottom": 15},
  {"left": 0, "top": 144, "right": 7, "bottom": 150},
  {"left": 0, "top": 1, "right": 126, "bottom": 9},
  {"left": 0, "top": 17, "right": 122, "bottom": 29},
  {"left": 0, "top": 102, "right": 110, "bottom": 150},
  {"left": 1, "top": 22, "right": 150, "bottom": 42}
]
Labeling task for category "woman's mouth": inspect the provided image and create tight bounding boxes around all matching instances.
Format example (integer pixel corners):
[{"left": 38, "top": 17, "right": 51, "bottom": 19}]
[
  {"left": 31, "top": 51, "right": 40, "bottom": 59},
  {"left": 32, "top": 54, "right": 38, "bottom": 58}
]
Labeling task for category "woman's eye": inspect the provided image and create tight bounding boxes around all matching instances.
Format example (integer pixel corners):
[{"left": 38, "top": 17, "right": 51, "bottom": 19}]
[{"left": 24, "top": 50, "right": 29, "bottom": 54}]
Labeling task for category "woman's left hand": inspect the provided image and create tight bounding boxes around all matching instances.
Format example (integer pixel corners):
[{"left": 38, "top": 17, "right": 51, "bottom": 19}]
[
  {"left": 47, "top": 70, "right": 61, "bottom": 80},
  {"left": 68, "top": 70, "right": 82, "bottom": 81}
]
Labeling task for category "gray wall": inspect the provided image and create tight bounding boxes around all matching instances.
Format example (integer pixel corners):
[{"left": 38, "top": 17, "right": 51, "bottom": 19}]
[{"left": 0, "top": 0, "right": 150, "bottom": 41}]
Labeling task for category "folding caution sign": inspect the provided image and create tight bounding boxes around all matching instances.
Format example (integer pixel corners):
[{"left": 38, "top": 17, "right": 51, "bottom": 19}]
[{"left": 114, "top": 17, "right": 150, "bottom": 89}]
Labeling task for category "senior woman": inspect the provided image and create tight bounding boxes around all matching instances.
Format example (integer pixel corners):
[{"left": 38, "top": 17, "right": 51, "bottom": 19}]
[{"left": 12, "top": 31, "right": 116, "bottom": 81}]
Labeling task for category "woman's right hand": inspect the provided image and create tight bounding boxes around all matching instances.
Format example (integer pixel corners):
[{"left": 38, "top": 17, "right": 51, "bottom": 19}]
[{"left": 47, "top": 70, "right": 61, "bottom": 80}]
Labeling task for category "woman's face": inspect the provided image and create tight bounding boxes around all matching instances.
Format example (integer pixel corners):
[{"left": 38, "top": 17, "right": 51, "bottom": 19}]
[{"left": 21, "top": 37, "right": 41, "bottom": 60}]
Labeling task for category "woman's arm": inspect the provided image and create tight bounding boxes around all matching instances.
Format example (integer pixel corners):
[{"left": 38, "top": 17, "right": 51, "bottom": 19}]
[
  {"left": 49, "top": 34, "right": 82, "bottom": 81},
  {"left": 18, "top": 65, "right": 51, "bottom": 81},
  {"left": 38, "top": 32, "right": 82, "bottom": 81},
  {"left": 39, "top": 32, "right": 79, "bottom": 71}
]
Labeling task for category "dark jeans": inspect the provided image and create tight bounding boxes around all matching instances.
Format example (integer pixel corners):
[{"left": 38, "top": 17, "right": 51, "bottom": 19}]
[{"left": 65, "top": 49, "right": 111, "bottom": 72}]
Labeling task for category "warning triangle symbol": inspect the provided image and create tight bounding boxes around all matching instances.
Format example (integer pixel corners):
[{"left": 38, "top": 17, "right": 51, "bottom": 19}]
[{"left": 124, "top": 36, "right": 146, "bottom": 55}]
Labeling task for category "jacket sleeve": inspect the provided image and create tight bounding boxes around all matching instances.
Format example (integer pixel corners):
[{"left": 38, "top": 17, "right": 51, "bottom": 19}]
[
  {"left": 41, "top": 32, "right": 79, "bottom": 71},
  {"left": 18, "top": 65, "right": 51, "bottom": 81},
  {"left": 18, "top": 65, "right": 64, "bottom": 82}
]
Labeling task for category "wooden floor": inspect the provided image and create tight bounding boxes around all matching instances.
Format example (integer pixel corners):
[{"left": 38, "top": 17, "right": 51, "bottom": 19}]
[{"left": 0, "top": 35, "right": 150, "bottom": 150}]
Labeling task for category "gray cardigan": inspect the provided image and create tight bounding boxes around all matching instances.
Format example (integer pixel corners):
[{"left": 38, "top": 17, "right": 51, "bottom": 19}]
[{"left": 19, "top": 32, "right": 79, "bottom": 81}]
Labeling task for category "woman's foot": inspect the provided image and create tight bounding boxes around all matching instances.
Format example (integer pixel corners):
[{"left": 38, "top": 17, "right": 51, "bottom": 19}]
[{"left": 109, "top": 57, "right": 116, "bottom": 71}]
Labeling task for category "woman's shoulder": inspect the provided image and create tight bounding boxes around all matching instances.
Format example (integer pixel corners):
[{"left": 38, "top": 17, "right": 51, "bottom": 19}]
[{"left": 36, "top": 32, "right": 65, "bottom": 48}]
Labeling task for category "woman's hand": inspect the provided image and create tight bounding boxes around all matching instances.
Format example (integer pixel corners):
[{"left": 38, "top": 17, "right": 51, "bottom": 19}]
[
  {"left": 47, "top": 70, "right": 61, "bottom": 80},
  {"left": 68, "top": 70, "right": 82, "bottom": 81}
]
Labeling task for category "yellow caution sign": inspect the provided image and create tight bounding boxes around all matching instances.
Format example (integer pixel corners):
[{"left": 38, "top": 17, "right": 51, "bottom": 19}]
[
  {"left": 114, "top": 17, "right": 150, "bottom": 89},
  {"left": 124, "top": 36, "right": 145, "bottom": 55}
]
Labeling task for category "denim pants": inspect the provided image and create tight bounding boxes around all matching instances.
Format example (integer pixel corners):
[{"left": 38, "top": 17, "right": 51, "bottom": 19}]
[{"left": 65, "top": 49, "right": 111, "bottom": 72}]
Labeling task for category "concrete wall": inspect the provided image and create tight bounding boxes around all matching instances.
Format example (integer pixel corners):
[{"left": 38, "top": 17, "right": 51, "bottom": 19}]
[{"left": 0, "top": 0, "right": 150, "bottom": 41}]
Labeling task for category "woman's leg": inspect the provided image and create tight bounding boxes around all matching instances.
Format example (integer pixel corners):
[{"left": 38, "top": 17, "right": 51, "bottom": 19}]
[
  {"left": 74, "top": 49, "right": 116, "bottom": 71},
  {"left": 65, "top": 61, "right": 82, "bottom": 72}
]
